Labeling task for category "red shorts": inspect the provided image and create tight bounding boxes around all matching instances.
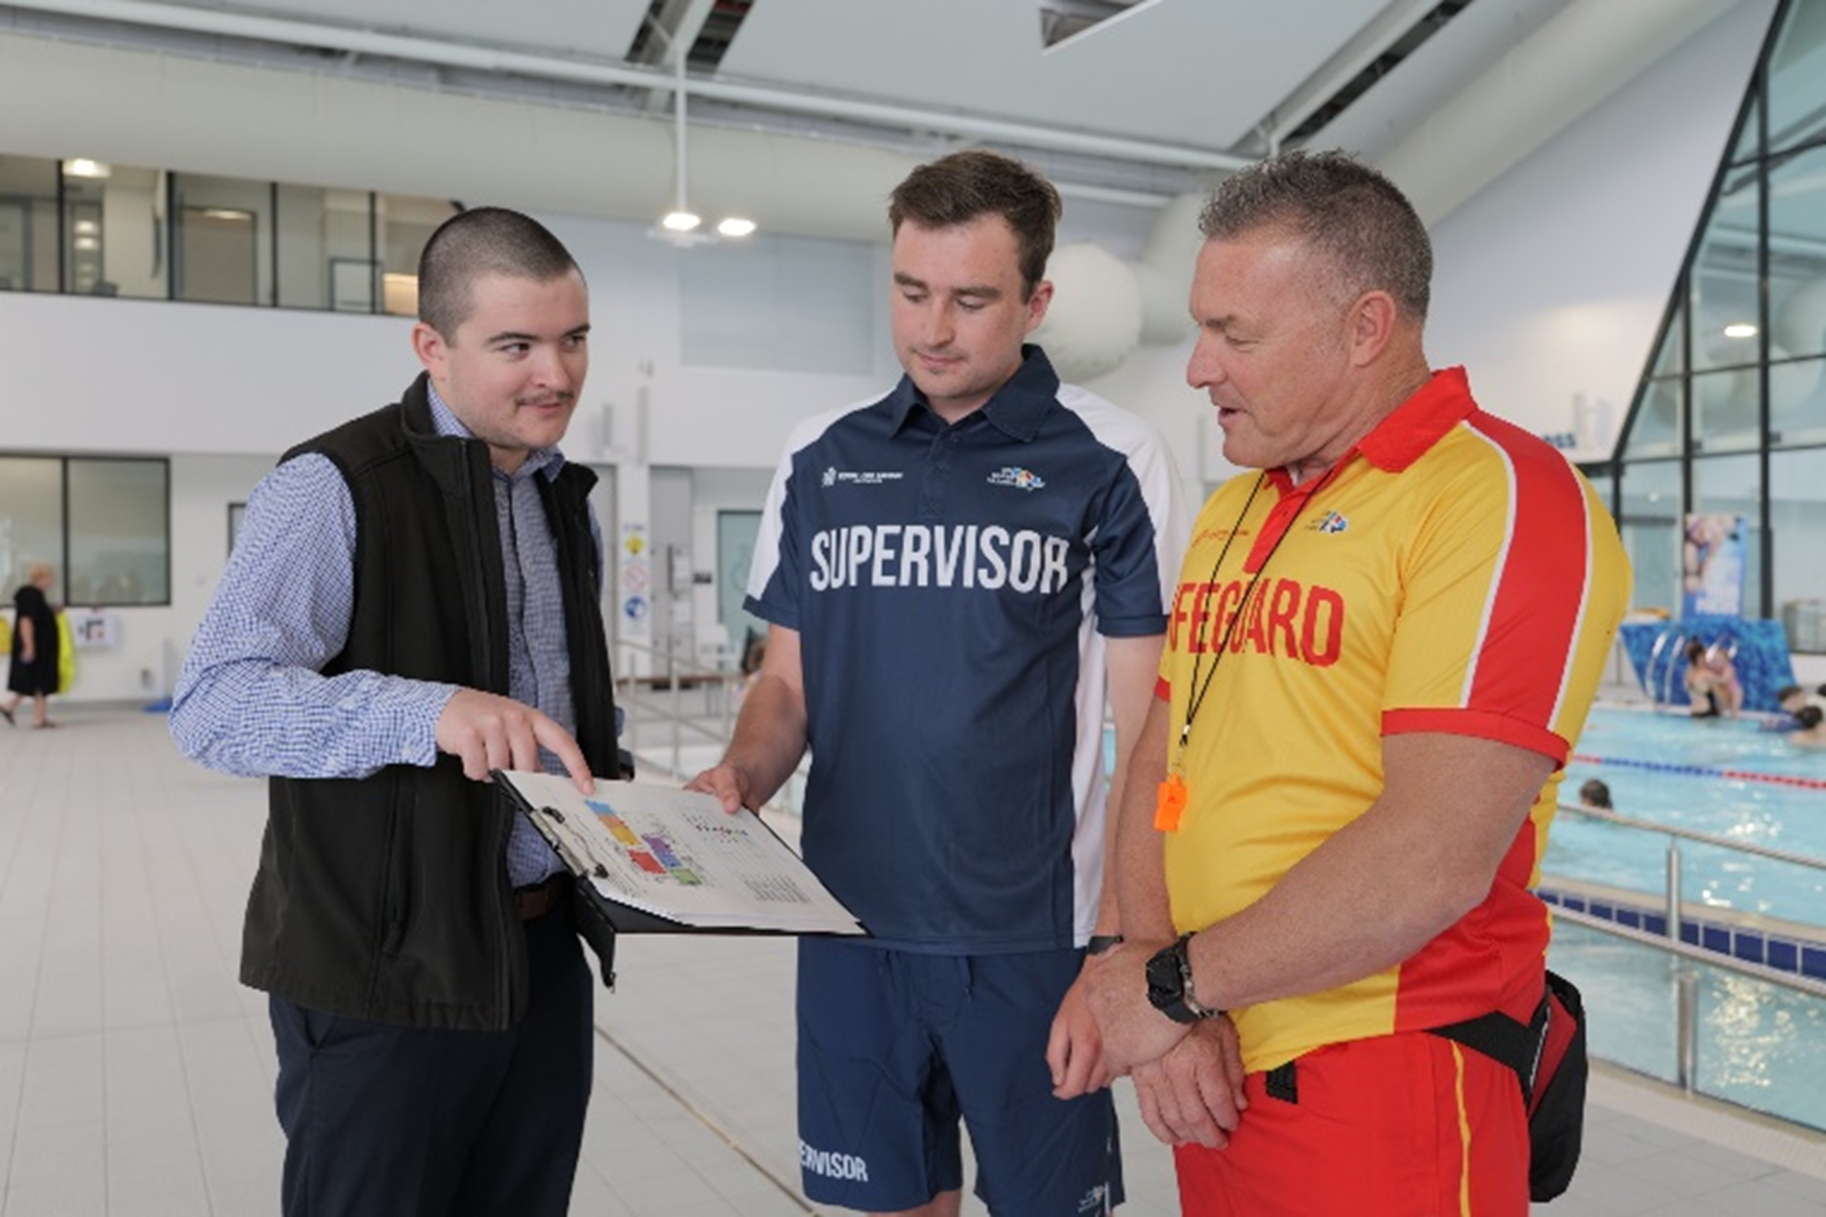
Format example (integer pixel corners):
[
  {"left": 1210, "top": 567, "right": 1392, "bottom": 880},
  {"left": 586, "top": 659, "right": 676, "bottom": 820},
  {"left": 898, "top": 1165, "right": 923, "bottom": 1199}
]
[{"left": 1174, "top": 1032, "right": 1528, "bottom": 1217}]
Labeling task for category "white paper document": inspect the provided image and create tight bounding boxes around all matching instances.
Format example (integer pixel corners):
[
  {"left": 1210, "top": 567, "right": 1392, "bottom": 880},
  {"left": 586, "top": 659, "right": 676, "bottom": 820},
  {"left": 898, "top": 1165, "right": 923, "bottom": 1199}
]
[{"left": 496, "top": 772, "right": 865, "bottom": 935}]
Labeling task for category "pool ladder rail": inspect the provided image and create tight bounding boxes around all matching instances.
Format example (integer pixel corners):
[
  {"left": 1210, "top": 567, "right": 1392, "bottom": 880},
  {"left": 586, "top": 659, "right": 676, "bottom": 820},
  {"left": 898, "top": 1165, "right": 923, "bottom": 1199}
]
[{"left": 1544, "top": 798, "right": 1826, "bottom": 1100}]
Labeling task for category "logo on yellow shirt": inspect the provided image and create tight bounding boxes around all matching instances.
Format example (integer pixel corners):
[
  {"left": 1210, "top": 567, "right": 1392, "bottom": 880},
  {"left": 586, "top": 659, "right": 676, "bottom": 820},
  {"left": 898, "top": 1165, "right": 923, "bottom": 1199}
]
[{"left": 1310, "top": 511, "right": 1349, "bottom": 534}]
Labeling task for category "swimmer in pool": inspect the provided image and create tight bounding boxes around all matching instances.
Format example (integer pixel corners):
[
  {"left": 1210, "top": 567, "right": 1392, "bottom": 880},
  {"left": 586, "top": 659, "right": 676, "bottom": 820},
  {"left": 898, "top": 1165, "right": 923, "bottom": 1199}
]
[
  {"left": 1790, "top": 705, "right": 1826, "bottom": 747},
  {"left": 1684, "top": 639, "right": 1742, "bottom": 719}
]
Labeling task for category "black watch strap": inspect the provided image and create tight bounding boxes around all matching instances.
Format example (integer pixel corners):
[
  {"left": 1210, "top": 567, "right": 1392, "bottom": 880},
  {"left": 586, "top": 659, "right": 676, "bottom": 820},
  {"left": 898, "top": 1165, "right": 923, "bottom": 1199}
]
[
  {"left": 1087, "top": 934, "right": 1125, "bottom": 956},
  {"left": 1146, "top": 933, "right": 1220, "bottom": 1024}
]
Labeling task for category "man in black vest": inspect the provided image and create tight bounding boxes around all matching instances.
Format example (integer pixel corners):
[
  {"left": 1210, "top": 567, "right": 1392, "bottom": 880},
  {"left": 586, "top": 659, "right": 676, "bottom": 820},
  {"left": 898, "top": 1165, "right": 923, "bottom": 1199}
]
[{"left": 172, "top": 207, "right": 619, "bottom": 1216}]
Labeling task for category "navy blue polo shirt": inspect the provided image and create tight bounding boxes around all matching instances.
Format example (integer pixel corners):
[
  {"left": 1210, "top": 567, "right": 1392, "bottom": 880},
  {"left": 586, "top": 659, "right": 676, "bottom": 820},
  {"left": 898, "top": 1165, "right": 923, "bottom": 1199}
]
[{"left": 747, "top": 346, "right": 1183, "bottom": 952}]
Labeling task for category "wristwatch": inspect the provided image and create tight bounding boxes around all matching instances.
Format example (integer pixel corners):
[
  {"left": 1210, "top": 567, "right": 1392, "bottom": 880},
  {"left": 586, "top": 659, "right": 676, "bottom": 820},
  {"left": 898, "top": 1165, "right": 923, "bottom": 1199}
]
[
  {"left": 1086, "top": 933, "right": 1125, "bottom": 956},
  {"left": 1145, "top": 933, "right": 1220, "bottom": 1025}
]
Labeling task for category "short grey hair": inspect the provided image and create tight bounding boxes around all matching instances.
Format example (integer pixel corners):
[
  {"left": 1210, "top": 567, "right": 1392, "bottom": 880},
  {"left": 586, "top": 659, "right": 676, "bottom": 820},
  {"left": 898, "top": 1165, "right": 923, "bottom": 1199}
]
[{"left": 1198, "top": 149, "right": 1431, "bottom": 322}]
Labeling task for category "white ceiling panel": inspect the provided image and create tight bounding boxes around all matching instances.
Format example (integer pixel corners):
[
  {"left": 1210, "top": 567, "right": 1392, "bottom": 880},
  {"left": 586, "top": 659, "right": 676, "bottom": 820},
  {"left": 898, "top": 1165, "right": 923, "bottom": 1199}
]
[
  {"left": 205, "top": 0, "right": 652, "bottom": 61},
  {"left": 719, "top": 0, "right": 1390, "bottom": 152},
  {"left": 0, "top": 0, "right": 1759, "bottom": 243}
]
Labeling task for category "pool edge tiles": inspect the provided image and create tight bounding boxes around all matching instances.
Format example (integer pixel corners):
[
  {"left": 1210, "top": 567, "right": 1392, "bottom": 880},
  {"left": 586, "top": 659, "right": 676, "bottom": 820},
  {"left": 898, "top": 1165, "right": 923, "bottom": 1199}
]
[{"left": 1537, "top": 875, "right": 1826, "bottom": 981}]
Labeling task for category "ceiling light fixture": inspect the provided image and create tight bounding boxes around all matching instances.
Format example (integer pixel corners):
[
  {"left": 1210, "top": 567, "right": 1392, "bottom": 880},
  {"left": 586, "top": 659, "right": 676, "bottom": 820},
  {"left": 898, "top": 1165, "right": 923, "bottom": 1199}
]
[
  {"left": 648, "top": 50, "right": 754, "bottom": 247},
  {"left": 62, "top": 158, "right": 112, "bottom": 179},
  {"left": 1722, "top": 322, "right": 1758, "bottom": 339}
]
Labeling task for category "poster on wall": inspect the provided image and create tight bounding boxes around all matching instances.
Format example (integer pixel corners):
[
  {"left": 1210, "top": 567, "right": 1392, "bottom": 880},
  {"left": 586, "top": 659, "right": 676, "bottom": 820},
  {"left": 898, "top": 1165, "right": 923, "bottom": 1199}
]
[{"left": 1681, "top": 513, "right": 1745, "bottom": 618}]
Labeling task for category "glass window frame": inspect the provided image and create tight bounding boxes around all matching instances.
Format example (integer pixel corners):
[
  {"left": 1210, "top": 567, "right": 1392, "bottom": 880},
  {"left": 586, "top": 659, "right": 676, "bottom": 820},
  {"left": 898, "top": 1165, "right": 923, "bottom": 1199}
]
[
  {"left": 1612, "top": 1, "right": 1823, "bottom": 623},
  {"left": 0, "top": 453, "right": 172, "bottom": 608}
]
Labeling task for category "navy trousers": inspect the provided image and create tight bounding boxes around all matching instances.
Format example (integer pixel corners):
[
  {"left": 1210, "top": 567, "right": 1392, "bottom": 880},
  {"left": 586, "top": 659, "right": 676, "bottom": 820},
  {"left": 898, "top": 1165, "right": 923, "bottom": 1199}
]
[{"left": 270, "top": 905, "right": 593, "bottom": 1216}]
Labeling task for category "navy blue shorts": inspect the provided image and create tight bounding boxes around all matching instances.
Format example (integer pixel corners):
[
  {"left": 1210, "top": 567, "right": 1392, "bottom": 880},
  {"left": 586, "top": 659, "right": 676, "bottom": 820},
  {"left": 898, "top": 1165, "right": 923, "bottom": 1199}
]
[{"left": 796, "top": 938, "right": 1122, "bottom": 1215}]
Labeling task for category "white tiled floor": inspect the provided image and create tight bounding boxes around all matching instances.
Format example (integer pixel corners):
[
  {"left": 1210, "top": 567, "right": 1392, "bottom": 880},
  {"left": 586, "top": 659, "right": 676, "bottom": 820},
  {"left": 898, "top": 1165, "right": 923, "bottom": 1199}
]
[{"left": 1, "top": 705, "right": 1822, "bottom": 1214}]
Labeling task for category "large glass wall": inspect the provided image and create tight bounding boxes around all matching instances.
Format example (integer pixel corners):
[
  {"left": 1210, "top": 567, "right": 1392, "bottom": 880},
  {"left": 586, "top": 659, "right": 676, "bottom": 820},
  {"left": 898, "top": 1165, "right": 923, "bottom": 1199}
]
[
  {"left": 0, "top": 456, "right": 168, "bottom": 607},
  {"left": 1609, "top": 0, "right": 1826, "bottom": 648},
  {"left": 1617, "top": 459, "right": 1682, "bottom": 615},
  {"left": 0, "top": 152, "right": 452, "bottom": 314},
  {"left": 0, "top": 156, "right": 58, "bottom": 293}
]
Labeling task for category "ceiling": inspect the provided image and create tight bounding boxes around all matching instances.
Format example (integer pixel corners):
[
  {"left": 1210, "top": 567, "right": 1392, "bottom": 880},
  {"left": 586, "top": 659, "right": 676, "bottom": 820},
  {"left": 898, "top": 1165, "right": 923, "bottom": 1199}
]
[{"left": 0, "top": 0, "right": 1761, "bottom": 242}]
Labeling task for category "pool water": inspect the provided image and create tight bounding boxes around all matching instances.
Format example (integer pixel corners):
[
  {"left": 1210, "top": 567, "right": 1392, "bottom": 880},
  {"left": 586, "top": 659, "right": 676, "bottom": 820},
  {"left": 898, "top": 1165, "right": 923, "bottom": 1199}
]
[
  {"left": 1548, "top": 920, "right": 1826, "bottom": 1132},
  {"left": 1543, "top": 706, "right": 1826, "bottom": 1132},
  {"left": 1554, "top": 706, "right": 1826, "bottom": 929}
]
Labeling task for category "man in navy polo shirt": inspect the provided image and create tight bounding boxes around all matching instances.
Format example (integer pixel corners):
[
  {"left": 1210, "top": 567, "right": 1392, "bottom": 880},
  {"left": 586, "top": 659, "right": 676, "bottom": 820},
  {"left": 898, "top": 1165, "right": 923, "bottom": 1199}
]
[{"left": 691, "top": 150, "right": 1186, "bottom": 1216}]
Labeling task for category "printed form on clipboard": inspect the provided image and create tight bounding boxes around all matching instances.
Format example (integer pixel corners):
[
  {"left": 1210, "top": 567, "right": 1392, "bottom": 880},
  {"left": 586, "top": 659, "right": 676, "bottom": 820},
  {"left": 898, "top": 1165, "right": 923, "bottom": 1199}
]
[{"left": 494, "top": 771, "right": 866, "bottom": 936}]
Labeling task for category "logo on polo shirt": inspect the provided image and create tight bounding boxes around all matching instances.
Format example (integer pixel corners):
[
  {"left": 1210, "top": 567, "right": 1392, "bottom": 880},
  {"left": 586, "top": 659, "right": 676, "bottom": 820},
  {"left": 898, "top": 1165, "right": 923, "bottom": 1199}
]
[
  {"left": 987, "top": 465, "right": 1046, "bottom": 492},
  {"left": 986, "top": 462, "right": 1044, "bottom": 489},
  {"left": 1312, "top": 511, "right": 1349, "bottom": 534},
  {"left": 822, "top": 465, "right": 903, "bottom": 488}
]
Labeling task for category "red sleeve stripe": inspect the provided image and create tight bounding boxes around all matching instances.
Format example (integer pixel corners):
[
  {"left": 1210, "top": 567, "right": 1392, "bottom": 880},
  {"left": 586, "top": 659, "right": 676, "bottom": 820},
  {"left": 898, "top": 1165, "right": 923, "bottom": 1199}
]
[
  {"left": 1456, "top": 414, "right": 1594, "bottom": 735},
  {"left": 1383, "top": 707, "right": 1570, "bottom": 766}
]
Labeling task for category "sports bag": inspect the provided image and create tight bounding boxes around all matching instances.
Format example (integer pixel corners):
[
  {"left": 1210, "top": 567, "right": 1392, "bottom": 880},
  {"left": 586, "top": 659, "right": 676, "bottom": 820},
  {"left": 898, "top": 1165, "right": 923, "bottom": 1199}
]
[{"left": 1430, "top": 970, "right": 1588, "bottom": 1202}]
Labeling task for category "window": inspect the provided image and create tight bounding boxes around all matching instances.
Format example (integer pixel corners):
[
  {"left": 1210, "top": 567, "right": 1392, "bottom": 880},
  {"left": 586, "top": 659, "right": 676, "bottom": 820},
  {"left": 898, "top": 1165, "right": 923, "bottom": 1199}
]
[
  {"left": 172, "top": 171, "right": 271, "bottom": 305},
  {"left": 0, "top": 455, "right": 170, "bottom": 606},
  {"left": 1617, "top": 459, "right": 1680, "bottom": 614},
  {"left": 62, "top": 159, "right": 168, "bottom": 300},
  {"left": 0, "top": 147, "right": 452, "bottom": 315},
  {"left": 1770, "top": 446, "right": 1826, "bottom": 649},
  {"left": 1613, "top": 1, "right": 1826, "bottom": 621},
  {"left": 0, "top": 154, "right": 58, "bottom": 293},
  {"left": 0, "top": 456, "right": 64, "bottom": 595}
]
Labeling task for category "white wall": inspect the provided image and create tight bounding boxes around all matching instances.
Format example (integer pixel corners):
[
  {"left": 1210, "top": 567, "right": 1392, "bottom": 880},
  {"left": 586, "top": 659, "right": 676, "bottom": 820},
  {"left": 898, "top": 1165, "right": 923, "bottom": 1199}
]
[
  {"left": 0, "top": 293, "right": 413, "bottom": 455},
  {"left": 0, "top": 216, "right": 895, "bottom": 465},
  {"left": 1425, "top": 4, "right": 1775, "bottom": 460}
]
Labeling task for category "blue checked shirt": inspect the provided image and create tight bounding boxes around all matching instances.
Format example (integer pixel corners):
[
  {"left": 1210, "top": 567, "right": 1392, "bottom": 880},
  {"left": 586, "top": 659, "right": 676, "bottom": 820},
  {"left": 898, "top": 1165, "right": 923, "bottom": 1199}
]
[{"left": 171, "top": 385, "right": 601, "bottom": 886}]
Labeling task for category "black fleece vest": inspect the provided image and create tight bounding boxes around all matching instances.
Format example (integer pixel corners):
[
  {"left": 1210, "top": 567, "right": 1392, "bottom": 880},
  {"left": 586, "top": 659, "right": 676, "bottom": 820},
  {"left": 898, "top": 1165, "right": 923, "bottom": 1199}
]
[{"left": 240, "top": 375, "right": 617, "bottom": 1031}]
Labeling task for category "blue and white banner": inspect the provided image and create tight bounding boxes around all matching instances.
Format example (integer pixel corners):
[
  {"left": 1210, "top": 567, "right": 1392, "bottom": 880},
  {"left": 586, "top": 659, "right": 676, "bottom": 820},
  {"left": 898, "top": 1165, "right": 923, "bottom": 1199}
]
[{"left": 1682, "top": 514, "right": 1745, "bottom": 618}]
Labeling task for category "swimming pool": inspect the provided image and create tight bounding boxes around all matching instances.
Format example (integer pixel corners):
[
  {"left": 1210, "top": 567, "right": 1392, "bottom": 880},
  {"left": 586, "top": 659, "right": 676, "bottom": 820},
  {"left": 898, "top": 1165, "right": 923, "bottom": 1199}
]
[
  {"left": 1550, "top": 705, "right": 1826, "bottom": 1132},
  {"left": 1553, "top": 706, "right": 1826, "bottom": 929},
  {"left": 1547, "top": 919, "right": 1826, "bottom": 1132}
]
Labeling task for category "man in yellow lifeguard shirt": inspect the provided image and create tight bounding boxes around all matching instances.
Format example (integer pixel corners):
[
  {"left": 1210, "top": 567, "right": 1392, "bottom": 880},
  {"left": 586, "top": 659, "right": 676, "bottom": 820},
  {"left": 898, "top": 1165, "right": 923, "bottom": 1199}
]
[{"left": 1085, "top": 150, "right": 1631, "bottom": 1216}]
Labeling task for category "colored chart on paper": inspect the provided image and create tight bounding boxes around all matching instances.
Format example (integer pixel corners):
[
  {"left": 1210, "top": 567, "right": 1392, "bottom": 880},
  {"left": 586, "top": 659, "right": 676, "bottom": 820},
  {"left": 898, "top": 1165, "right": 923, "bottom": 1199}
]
[{"left": 498, "top": 771, "right": 864, "bottom": 934}]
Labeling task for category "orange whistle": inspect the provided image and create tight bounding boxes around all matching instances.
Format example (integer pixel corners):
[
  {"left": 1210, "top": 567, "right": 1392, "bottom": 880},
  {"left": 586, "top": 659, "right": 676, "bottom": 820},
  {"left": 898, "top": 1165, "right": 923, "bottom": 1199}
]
[{"left": 1155, "top": 773, "right": 1189, "bottom": 832}]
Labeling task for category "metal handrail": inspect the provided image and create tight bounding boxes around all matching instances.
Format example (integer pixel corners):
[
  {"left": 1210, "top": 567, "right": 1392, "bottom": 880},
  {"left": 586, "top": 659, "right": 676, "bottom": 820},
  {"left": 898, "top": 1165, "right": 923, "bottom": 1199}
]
[
  {"left": 1557, "top": 800, "right": 1826, "bottom": 872},
  {"left": 612, "top": 636, "right": 808, "bottom": 815},
  {"left": 1553, "top": 904, "right": 1826, "bottom": 999},
  {"left": 613, "top": 637, "right": 738, "bottom": 780},
  {"left": 1550, "top": 792, "right": 1825, "bottom": 953},
  {"left": 1645, "top": 626, "right": 1683, "bottom": 705},
  {"left": 1550, "top": 903, "right": 1826, "bottom": 1099}
]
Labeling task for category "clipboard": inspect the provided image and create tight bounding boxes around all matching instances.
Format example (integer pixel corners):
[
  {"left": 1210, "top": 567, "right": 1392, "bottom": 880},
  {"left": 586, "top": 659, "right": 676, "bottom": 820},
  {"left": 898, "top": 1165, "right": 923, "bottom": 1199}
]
[{"left": 493, "top": 770, "right": 866, "bottom": 985}]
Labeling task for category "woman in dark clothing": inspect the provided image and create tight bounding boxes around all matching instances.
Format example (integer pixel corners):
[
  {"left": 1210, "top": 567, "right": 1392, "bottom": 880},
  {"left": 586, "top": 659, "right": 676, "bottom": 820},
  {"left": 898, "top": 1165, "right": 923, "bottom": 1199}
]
[{"left": 4, "top": 563, "right": 60, "bottom": 728}]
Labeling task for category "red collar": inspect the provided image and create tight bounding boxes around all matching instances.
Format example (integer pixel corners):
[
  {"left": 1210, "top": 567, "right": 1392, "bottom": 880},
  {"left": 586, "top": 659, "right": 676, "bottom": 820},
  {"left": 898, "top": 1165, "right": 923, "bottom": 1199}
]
[{"left": 1267, "top": 366, "right": 1476, "bottom": 494}]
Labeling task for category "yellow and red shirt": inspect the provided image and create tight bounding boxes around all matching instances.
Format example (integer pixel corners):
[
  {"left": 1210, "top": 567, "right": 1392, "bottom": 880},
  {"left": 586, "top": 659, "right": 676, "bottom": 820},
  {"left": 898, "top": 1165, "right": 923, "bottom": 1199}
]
[{"left": 1159, "top": 367, "right": 1631, "bottom": 1073}]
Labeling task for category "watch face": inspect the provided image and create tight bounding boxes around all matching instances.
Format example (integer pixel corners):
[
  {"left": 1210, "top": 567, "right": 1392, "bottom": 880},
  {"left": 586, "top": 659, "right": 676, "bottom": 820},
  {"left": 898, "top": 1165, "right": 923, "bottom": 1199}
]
[{"left": 1145, "top": 944, "right": 1183, "bottom": 1010}]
